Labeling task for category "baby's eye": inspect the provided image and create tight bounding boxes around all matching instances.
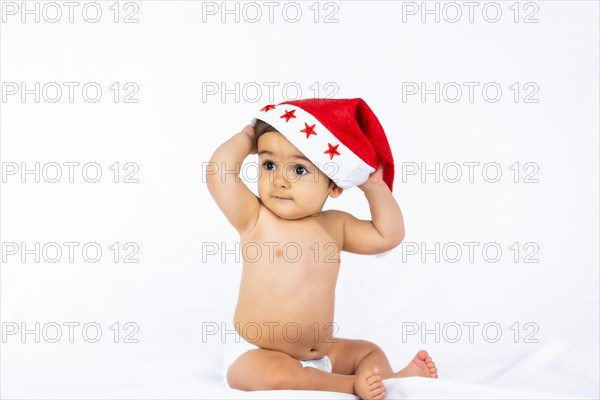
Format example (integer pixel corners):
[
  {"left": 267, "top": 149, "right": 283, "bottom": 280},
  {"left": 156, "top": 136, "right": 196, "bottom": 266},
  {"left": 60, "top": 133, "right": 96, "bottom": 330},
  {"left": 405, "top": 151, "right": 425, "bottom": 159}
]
[
  {"left": 295, "top": 165, "right": 308, "bottom": 176},
  {"left": 262, "top": 161, "right": 275, "bottom": 171}
]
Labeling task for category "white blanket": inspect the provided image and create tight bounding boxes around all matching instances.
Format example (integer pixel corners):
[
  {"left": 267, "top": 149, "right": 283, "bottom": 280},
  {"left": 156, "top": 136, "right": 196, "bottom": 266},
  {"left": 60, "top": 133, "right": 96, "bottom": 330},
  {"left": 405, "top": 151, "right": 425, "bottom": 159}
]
[{"left": 2, "top": 2, "right": 598, "bottom": 398}]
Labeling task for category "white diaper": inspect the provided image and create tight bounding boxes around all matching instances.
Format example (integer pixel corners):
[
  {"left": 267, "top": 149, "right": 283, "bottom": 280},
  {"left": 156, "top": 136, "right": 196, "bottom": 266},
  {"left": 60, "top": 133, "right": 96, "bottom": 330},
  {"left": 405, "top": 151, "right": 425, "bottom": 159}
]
[{"left": 222, "top": 334, "right": 333, "bottom": 385}]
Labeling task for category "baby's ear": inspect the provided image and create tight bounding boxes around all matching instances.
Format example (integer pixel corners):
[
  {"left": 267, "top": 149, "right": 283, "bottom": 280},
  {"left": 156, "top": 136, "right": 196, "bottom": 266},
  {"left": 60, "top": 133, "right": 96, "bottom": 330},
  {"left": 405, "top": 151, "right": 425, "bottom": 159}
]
[{"left": 328, "top": 181, "right": 344, "bottom": 198}]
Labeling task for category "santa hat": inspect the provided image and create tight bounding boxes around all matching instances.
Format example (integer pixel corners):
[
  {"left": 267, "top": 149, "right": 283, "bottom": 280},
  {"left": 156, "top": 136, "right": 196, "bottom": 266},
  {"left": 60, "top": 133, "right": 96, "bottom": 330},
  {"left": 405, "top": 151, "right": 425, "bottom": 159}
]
[{"left": 250, "top": 98, "right": 395, "bottom": 192}]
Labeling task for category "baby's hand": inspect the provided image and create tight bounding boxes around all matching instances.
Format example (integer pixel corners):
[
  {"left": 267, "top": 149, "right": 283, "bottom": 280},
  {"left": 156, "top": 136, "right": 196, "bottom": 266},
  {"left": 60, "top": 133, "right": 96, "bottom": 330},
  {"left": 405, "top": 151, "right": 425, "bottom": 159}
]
[
  {"left": 358, "top": 164, "right": 385, "bottom": 191},
  {"left": 241, "top": 124, "right": 257, "bottom": 154}
]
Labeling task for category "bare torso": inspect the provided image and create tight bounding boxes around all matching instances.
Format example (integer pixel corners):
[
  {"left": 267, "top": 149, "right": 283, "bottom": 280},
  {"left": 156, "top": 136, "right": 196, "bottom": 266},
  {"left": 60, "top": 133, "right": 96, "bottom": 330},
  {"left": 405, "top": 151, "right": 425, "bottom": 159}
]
[{"left": 233, "top": 202, "right": 343, "bottom": 361}]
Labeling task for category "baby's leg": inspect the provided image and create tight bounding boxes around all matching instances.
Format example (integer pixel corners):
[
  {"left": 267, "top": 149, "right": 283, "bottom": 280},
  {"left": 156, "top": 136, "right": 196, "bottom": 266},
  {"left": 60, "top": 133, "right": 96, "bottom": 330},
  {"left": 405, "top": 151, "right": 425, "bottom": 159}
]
[
  {"left": 328, "top": 338, "right": 392, "bottom": 399},
  {"left": 330, "top": 338, "right": 438, "bottom": 399},
  {"left": 337, "top": 339, "right": 438, "bottom": 379},
  {"left": 227, "top": 347, "right": 355, "bottom": 394}
]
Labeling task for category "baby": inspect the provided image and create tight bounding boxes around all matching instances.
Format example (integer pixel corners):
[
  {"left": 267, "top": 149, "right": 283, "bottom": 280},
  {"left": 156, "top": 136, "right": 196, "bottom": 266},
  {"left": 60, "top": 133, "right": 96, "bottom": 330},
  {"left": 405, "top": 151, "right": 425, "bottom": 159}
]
[{"left": 206, "top": 98, "right": 437, "bottom": 400}]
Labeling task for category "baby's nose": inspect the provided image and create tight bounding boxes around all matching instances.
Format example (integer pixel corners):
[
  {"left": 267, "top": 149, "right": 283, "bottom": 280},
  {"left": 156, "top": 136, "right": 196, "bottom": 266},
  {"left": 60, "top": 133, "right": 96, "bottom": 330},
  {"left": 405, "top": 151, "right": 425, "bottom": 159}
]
[{"left": 273, "top": 169, "right": 290, "bottom": 187}]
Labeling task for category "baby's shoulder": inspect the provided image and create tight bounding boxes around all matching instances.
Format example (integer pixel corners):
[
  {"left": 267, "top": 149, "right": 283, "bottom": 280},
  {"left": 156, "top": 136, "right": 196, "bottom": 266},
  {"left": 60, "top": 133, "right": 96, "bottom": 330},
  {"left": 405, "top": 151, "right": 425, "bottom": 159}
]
[
  {"left": 321, "top": 209, "right": 352, "bottom": 218},
  {"left": 320, "top": 209, "right": 354, "bottom": 227},
  {"left": 316, "top": 210, "right": 348, "bottom": 247}
]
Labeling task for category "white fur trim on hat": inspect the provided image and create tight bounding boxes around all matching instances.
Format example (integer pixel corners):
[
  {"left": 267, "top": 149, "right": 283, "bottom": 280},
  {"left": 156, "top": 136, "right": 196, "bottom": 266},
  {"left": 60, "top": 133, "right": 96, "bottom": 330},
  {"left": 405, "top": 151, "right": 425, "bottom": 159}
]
[{"left": 252, "top": 104, "right": 375, "bottom": 190}]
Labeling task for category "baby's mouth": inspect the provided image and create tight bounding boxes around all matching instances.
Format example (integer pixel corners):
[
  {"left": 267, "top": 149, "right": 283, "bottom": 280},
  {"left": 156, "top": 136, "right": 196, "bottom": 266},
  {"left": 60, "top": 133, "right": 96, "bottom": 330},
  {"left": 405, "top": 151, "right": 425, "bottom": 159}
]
[{"left": 272, "top": 195, "right": 292, "bottom": 200}]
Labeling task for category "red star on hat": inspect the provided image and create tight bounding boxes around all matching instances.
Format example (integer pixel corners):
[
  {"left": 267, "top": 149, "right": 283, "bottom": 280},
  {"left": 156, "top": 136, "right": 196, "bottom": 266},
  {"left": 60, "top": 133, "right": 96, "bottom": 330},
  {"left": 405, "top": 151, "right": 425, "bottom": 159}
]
[
  {"left": 260, "top": 104, "right": 276, "bottom": 112},
  {"left": 324, "top": 143, "right": 340, "bottom": 160},
  {"left": 280, "top": 109, "right": 296, "bottom": 122},
  {"left": 300, "top": 123, "right": 317, "bottom": 139}
]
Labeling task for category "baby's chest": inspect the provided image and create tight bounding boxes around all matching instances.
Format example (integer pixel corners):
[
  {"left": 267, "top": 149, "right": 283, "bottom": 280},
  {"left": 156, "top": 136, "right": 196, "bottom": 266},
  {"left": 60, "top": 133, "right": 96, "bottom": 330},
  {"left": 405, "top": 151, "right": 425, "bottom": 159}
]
[{"left": 242, "top": 233, "right": 340, "bottom": 264}]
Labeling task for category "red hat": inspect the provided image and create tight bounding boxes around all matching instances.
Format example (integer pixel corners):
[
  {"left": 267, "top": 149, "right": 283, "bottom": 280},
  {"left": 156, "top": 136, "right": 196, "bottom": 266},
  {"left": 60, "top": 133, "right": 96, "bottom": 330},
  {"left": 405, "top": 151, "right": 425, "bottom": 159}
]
[{"left": 250, "top": 98, "right": 394, "bottom": 192}]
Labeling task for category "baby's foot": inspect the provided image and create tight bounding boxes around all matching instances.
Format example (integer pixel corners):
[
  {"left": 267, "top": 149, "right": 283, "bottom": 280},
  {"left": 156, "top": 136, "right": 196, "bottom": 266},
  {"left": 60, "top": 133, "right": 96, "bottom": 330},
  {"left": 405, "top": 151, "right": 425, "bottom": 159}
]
[
  {"left": 354, "top": 367, "right": 386, "bottom": 400},
  {"left": 393, "top": 350, "right": 438, "bottom": 378}
]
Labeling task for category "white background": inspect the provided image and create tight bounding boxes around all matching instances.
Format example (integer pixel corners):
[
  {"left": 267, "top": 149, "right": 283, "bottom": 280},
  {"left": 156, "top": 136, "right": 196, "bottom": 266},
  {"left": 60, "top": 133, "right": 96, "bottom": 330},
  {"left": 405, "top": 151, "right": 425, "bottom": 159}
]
[{"left": 1, "top": 1, "right": 598, "bottom": 398}]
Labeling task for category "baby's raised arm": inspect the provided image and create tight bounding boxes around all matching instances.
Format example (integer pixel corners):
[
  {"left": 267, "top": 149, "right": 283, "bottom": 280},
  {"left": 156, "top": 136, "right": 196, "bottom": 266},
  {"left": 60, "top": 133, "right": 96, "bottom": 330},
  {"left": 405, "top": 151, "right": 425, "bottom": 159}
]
[
  {"left": 335, "top": 166, "right": 406, "bottom": 255},
  {"left": 205, "top": 125, "right": 260, "bottom": 234}
]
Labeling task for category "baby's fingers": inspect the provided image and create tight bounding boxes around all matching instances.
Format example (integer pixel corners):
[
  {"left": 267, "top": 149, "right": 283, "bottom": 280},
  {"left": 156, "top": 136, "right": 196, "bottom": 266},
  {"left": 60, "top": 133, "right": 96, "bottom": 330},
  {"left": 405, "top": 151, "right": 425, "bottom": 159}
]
[{"left": 241, "top": 124, "right": 256, "bottom": 138}]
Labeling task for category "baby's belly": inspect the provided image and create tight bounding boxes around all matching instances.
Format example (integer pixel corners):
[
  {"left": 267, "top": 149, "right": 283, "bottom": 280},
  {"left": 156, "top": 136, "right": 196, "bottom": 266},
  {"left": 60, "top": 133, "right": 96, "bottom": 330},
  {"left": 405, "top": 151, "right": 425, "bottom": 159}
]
[{"left": 234, "top": 277, "right": 337, "bottom": 360}]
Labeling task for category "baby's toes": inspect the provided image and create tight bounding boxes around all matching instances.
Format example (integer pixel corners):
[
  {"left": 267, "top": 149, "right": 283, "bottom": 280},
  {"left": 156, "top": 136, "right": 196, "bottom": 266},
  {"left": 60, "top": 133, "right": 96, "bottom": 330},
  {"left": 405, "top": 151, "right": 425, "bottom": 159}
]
[
  {"left": 366, "top": 373, "right": 382, "bottom": 386},
  {"left": 371, "top": 382, "right": 385, "bottom": 399},
  {"left": 416, "top": 350, "right": 429, "bottom": 361},
  {"left": 354, "top": 369, "right": 384, "bottom": 400},
  {"left": 429, "top": 365, "right": 438, "bottom": 378}
]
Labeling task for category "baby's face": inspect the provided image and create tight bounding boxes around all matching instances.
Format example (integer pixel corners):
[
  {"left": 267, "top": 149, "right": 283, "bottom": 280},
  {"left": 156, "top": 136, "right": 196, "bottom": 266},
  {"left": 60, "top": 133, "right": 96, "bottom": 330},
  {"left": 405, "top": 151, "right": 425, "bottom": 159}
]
[{"left": 256, "top": 131, "right": 343, "bottom": 220}]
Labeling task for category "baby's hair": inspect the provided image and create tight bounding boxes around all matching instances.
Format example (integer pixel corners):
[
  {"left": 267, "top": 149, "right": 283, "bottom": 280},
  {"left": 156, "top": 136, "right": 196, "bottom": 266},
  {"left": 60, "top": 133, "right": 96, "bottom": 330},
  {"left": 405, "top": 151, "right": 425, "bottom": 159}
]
[{"left": 254, "top": 119, "right": 278, "bottom": 140}]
